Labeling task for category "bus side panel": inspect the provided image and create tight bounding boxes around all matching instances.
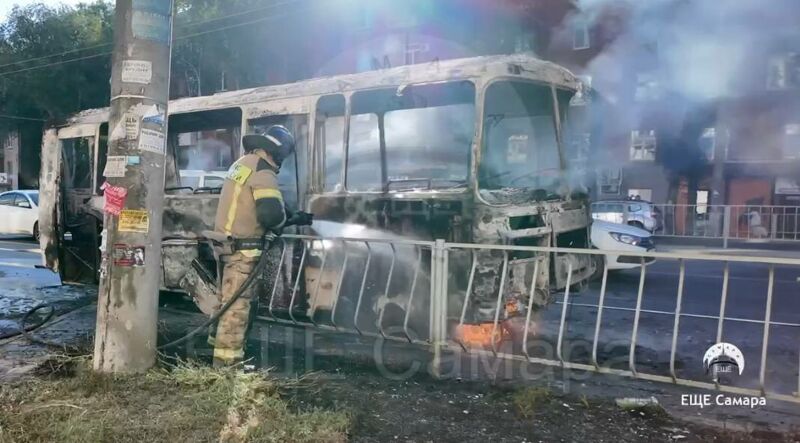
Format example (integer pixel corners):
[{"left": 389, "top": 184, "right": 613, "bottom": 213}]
[
  {"left": 161, "top": 195, "right": 219, "bottom": 289},
  {"left": 39, "top": 128, "right": 62, "bottom": 271}
]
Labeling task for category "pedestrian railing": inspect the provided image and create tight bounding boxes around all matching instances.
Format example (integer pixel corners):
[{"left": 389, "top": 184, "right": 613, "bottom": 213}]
[
  {"left": 652, "top": 204, "right": 800, "bottom": 244},
  {"left": 254, "top": 234, "right": 800, "bottom": 404}
]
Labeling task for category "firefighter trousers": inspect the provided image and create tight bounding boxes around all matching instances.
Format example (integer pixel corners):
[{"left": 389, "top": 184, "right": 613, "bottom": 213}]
[{"left": 213, "top": 251, "right": 260, "bottom": 366}]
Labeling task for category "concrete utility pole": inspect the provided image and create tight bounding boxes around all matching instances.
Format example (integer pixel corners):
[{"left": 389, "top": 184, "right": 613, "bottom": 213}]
[{"left": 94, "top": 0, "right": 175, "bottom": 373}]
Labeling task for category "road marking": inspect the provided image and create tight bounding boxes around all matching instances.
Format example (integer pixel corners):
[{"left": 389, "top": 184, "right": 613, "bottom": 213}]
[
  {"left": 647, "top": 271, "right": 799, "bottom": 284},
  {"left": 555, "top": 301, "right": 800, "bottom": 328}
]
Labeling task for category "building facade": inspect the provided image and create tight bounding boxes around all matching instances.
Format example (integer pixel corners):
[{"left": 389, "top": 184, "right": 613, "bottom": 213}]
[{"left": 291, "top": 0, "right": 800, "bottom": 209}]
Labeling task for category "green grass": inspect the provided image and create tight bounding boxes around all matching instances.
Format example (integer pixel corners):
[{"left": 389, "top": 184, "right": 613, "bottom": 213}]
[{"left": 0, "top": 358, "right": 349, "bottom": 443}]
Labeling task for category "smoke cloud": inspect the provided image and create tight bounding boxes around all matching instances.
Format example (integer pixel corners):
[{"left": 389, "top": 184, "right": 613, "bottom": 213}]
[
  {"left": 554, "top": 0, "right": 800, "bottom": 184},
  {"left": 562, "top": 0, "right": 799, "bottom": 102}
]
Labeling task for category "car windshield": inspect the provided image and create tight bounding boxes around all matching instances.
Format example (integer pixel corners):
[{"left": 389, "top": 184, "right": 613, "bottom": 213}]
[
  {"left": 478, "top": 81, "right": 564, "bottom": 204},
  {"left": 27, "top": 193, "right": 38, "bottom": 206}
]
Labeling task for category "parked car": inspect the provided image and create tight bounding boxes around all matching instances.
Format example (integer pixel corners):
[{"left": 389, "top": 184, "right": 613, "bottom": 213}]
[
  {"left": 591, "top": 219, "right": 655, "bottom": 271},
  {"left": 591, "top": 199, "right": 662, "bottom": 232},
  {"left": 179, "top": 170, "right": 226, "bottom": 190},
  {"left": 0, "top": 190, "right": 40, "bottom": 240}
]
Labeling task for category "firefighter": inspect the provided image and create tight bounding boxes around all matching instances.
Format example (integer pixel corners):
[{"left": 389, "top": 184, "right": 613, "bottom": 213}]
[{"left": 212, "top": 125, "right": 312, "bottom": 366}]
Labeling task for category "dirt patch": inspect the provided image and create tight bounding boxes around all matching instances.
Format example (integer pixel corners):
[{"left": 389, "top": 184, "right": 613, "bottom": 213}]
[
  {"left": 289, "top": 367, "right": 799, "bottom": 443},
  {"left": 0, "top": 359, "right": 349, "bottom": 443}
]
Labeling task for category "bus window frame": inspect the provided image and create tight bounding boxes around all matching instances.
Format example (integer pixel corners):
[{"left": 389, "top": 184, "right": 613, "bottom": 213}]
[
  {"left": 327, "top": 79, "right": 479, "bottom": 195},
  {"left": 474, "top": 77, "right": 567, "bottom": 207},
  {"left": 245, "top": 113, "right": 310, "bottom": 212},
  {"left": 57, "top": 124, "right": 101, "bottom": 193},
  {"left": 314, "top": 93, "right": 348, "bottom": 194},
  {"left": 243, "top": 97, "right": 313, "bottom": 208},
  {"left": 167, "top": 107, "right": 245, "bottom": 183}
]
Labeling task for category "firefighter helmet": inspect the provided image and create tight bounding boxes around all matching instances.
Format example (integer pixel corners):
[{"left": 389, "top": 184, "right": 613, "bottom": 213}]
[{"left": 242, "top": 125, "right": 295, "bottom": 167}]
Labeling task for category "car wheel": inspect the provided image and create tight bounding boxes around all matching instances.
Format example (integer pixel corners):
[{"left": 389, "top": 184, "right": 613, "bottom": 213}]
[
  {"left": 33, "top": 222, "right": 40, "bottom": 242},
  {"left": 591, "top": 254, "right": 606, "bottom": 281}
]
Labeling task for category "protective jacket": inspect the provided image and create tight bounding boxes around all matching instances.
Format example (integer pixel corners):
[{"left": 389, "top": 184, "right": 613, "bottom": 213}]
[
  {"left": 211, "top": 148, "right": 286, "bottom": 365},
  {"left": 214, "top": 149, "right": 286, "bottom": 252}
]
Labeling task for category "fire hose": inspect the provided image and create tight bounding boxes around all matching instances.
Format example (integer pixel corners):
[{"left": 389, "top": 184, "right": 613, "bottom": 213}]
[
  {"left": 0, "top": 303, "right": 90, "bottom": 353},
  {"left": 158, "top": 238, "right": 273, "bottom": 350},
  {"left": 2, "top": 209, "right": 311, "bottom": 352},
  {"left": 0, "top": 238, "right": 273, "bottom": 352},
  {"left": 0, "top": 304, "right": 54, "bottom": 341}
]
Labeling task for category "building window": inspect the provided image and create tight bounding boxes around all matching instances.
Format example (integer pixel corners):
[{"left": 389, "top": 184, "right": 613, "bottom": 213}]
[
  {"left": 628, "top": 188, "right": 652, "bottom": 202},
  {"left": 767, "top": 53, "right": 800, "bottom": 90},
  {"left": 785, "top": 123, "right": 800, "bottom": 159},
  {"left": 699, "top": 127, "right": 715, "bottom": 161},
  {"left": 598, "top": 168, "right": 622, "bottom": 194},
  {"left": 775, "top": 177, "right": 800, "bottom": 195},
  {"left": 573, "top": 21, "right": 590, "bottom": 50},
  {"left": 630, "top": 130, "right": 656, "bottom": 161},
  {"left": 635, "top": 72, "right": 660, "bottom": 102},
  {"left": 696, "top": 190, "right": 709, "bottom": 215}
]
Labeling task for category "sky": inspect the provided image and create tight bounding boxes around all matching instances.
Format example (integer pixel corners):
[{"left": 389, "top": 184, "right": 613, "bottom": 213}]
[{"left": 1, "top": 0, "right": 89, "bottom": 21}]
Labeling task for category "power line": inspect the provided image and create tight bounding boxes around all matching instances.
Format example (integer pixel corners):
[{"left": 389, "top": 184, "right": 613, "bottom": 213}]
[
  {"left": 0, "top": 52, "right": 110, "bottom": 76},
  {"left": 0, "top": 0, "right": 305, "bottom": 71},
  {"left": 0, "top": 3, "right": 311, "bottom": 77},
  {"left": 0, "top": 114, "right": 46, "bottom": 121},
  {"left": 0, "top": 41, "right": 113, "bottom": 70}
]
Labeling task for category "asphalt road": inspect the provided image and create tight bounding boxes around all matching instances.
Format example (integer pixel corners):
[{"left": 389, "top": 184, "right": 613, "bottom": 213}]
[
  {"left": 533, "top": 258, "right": 800, "bottom": 399},
  {"left": 0, "top": 236, "right": 42, "bottom": 268}
]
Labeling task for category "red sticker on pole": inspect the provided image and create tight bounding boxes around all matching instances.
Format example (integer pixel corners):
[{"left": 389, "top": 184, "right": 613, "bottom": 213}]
[{"left": 101, "top": 182, "right": 128, "bottom": 215}]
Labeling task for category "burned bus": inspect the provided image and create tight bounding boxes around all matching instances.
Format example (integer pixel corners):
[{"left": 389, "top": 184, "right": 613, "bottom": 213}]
[{"left": 39, "top": 54, "right": 594, "bottom": 336}]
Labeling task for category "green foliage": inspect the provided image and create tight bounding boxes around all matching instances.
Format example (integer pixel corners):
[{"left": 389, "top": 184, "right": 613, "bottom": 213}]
[
  {"left": 170, "top": 0, "right": 314, "bottom": 97},
  {"left": 0, "top": 0, "right": 315, "bottom": 130},
  {"left": 0, "top": 2, "right": 114, "bottom": 127}
]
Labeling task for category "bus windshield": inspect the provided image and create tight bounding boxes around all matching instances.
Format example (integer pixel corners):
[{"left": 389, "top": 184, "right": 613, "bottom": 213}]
[
  {"left": 478, "top": 81, "right": 563, "bottom": 204},
  {"left": 345, "top": 81, "right": 475, "bottom": 192}
]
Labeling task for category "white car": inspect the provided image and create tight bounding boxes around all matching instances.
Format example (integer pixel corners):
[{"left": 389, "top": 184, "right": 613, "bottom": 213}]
[
  {"left": 179, "top": 170, "right": 226, "bottom": 190},
  {"left": 590, "top": 219, "right": 655, "bottom": 271},
  {"left": 0, "top": 190, "right": 39, "bottom": 240}
]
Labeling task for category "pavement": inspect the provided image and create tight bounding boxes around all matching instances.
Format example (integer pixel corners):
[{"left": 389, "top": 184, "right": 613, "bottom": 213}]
[
  {"left": 656, "top": 236, "right": 800, "bottom": 259},
  {"left": 0, "top": 235, "right": 44, "bottom": 268}
]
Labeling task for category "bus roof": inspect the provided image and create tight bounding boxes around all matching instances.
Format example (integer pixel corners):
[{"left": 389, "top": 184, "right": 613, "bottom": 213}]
[{"left": 61, "top": 53, "right": 580, "bottom": 127}]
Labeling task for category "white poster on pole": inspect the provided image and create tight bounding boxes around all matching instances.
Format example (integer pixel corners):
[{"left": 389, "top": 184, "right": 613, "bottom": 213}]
[
  {"left": 103, "top": 156, "right": 128, "bottom": 178},
  {"left": 138, "top": 128, "right": 165, "bottom": 155},
  {"left": 121, "top": 60, "right": 152, "bottom": 84}
]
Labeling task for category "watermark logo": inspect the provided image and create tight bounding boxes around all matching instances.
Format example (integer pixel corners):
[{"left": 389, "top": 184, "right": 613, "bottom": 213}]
[{"left": 703, "top": 342, "right": 744, "bottom": 382}]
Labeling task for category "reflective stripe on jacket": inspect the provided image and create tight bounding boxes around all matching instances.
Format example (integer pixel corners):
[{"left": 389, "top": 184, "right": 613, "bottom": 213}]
[{"left": 214, "top": 150, "right": 286, "bottom": 250}]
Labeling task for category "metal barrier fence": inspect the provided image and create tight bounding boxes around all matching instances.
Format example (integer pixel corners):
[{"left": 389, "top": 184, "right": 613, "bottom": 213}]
[
  {"left": 652, "top": 204, "right": 800, "bottom": 244},
  {"left": 255, "top": 234, "right": 800, "bottom": 404}
]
